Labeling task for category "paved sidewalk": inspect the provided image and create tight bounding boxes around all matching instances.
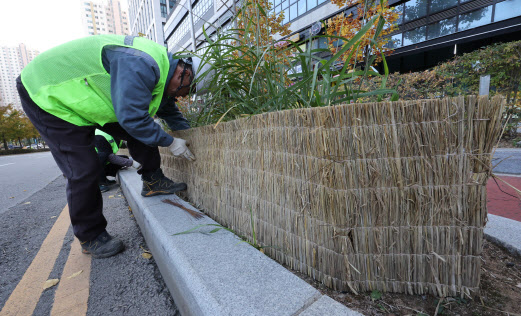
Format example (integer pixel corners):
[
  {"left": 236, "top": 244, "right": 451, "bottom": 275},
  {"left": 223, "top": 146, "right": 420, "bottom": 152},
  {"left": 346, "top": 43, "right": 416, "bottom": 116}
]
[
  {"left": 487, "top": 174, "right": 521, "bottom": 222},
  {"left": 486, "top": 148, "right": 521, "bottom": 256},
  {"left": 118, "top": 169, "right": 362, "bottom": 316}
]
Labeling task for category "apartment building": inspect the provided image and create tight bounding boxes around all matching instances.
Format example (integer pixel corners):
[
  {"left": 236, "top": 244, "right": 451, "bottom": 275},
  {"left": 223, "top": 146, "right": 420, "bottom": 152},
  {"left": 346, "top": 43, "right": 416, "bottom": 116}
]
[
  {"left": 0, "top": 44, "right": 39, "bottom": 108},
  {"left": 128, "top": 0, "right": 177, "bottom": 45},
  {"left": 164, "top": 0, "right": 521, "bottom": 73},
  {"left": 81, "top": 0, "right": 130, "bottom": 36}
]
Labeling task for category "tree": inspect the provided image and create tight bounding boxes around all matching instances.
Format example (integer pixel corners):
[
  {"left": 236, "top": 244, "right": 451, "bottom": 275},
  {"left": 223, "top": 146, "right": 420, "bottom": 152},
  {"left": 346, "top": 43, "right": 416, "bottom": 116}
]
[
  {"left": 0, "top": 105, "right": 19, "bottom": 150},
  {"left": 0, "top": 105, "right": 41, "bottom": 149},
  {"left": 326, "top": 0, "right": 400, "bottom": 67}
]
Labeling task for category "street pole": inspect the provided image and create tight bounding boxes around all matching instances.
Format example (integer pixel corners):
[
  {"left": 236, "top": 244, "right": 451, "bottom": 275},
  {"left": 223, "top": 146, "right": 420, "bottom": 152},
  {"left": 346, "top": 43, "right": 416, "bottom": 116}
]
[{"left": 188, "top": 0, "right": 197, "bottom": 52}]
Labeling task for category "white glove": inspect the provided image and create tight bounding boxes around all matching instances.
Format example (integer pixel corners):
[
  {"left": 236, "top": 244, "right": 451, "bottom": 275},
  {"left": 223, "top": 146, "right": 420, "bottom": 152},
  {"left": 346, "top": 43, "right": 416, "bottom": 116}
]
[
  {"left": 168, "top": 138, "right": 196, "bottom": 161},
  {"left": 132, "top": 160, "right": 141, "bottom": 169}
]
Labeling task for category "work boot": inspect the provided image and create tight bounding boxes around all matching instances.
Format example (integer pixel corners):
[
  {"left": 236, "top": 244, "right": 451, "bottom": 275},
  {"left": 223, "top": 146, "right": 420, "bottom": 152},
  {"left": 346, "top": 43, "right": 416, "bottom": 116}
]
[
  {"left": 141, "top": 168, "right": 187, "bottom": 197},
  {"left": 99, "top": 184, "right": 110, "bottom": 193},
  {"left": 80, "top": 231, "right": 124, "bottom": 259}
]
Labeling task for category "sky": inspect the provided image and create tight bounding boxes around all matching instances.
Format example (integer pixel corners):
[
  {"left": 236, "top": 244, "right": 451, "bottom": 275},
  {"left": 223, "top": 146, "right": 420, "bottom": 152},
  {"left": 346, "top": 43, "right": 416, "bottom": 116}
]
[{"left": 0, "top": 0, "right": 128, "bottom": 52}]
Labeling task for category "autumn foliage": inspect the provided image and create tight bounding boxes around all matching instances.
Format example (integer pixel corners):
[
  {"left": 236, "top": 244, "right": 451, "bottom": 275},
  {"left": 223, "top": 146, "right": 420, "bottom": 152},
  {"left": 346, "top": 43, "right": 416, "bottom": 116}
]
[
  {"left": 326, "top": 0, "right": 400, "bottom": 66},
  {"left": 234, "top": 0, "right": 292, "bottom": 61}
]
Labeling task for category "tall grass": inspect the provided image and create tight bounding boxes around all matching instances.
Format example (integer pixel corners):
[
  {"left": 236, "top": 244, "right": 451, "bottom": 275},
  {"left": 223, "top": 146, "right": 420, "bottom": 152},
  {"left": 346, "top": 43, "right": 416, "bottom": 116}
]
[{"left": 179, "top": 0, "right": 397, "bottom": 127}]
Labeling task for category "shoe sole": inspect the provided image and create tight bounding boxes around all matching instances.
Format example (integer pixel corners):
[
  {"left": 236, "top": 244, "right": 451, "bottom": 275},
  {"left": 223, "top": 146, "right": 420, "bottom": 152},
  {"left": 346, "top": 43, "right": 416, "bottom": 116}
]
[{"left": 82, "top": 244, "right": 125, "bottom": 259}]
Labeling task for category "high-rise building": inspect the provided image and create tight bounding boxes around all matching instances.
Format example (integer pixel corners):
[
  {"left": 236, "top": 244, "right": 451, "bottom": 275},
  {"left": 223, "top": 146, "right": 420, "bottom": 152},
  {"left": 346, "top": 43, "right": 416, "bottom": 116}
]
[
  {"left": 128, "top": 0, "right": 178, "bottom": 45},
  {"left": 81, "top": 0, "right": 130, "bottom": 36},
  {"left": 0, "top": 44, "right": 39, "bottom": 108}
]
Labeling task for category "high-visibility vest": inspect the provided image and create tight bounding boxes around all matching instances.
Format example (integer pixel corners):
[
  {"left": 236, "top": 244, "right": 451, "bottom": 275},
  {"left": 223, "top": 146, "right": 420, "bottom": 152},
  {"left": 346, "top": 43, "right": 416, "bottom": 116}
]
[
  {"left": 95, "top": 129, "right": 119, "bottom": 154},
  {"left": 21, "top": 35, "right": 169, "bottom": 127}
]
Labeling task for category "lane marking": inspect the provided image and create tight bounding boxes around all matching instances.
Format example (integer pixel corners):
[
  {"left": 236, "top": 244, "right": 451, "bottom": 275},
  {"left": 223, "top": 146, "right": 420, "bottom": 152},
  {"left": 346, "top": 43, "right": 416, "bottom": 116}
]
[
  {"left": 0, "top": 205, "right": 70, "bottom": 316},
  {"left": 50, "top": 239, "right": 91, "bottom": 316},
  {"left": 0, "top": 163, "right": 14, "bottom": 167}
]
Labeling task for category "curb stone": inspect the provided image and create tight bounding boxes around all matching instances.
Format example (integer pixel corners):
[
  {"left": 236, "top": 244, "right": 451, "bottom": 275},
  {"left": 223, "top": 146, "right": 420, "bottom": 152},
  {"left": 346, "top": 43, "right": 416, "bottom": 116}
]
[
  {"left": 118, "top": 169, "right": 363, "bottom": 316},
  {"left": 484, "top": 214, "right": 521, "bottom": 257}
]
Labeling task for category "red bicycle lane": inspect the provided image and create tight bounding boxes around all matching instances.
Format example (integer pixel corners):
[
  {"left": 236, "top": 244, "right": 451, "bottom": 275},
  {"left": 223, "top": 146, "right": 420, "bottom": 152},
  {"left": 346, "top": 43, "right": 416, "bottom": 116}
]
[{"left": 487, "top": 175, "right": 521, "bottom": 222}]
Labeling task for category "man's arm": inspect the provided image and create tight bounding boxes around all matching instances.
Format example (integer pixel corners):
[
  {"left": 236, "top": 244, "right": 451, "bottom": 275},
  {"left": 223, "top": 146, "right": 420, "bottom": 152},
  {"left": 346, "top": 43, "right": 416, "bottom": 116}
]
[
  {"left": 156, "top": 99, "right": 190, "bottom": 131},
  {"left": 103, "top": 46, "right": 174, "bottom": 147}
]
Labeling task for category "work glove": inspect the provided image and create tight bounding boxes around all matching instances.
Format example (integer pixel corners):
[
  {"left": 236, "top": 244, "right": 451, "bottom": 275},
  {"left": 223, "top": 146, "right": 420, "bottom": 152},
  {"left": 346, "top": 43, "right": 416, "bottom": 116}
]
[{"left": 168, "top": 138, "right": 196, "bottom": 161}]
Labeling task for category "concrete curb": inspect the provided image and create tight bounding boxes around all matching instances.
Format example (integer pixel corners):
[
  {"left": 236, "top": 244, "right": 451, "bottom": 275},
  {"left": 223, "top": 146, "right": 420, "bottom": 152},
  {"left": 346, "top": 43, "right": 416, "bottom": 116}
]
[
  {"left": 118, "top": 169, "right": 362, "bottom": 316},
  {"left": 484, "top": 214, "right": 521, "bottom": 257}
]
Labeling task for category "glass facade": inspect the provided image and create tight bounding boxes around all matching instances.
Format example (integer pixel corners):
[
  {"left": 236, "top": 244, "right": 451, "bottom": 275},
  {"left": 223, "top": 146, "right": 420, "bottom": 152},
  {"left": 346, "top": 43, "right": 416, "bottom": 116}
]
[
  {"left": 160, "top": 0, "right": 167, "bottom": 18},
  {"left": 404, "top": 0, "right": 427, "bottom": 22},
  {"left": 427, "top": 17, "right": 456, "bottom": 40},
  {"left": 458, "top": 5, "right": 493, "bottom": 31},
  {"left": 167, "top": 0, "right": 213, "bottom": 51},
  {"left": 389, "top": 0, "right": 521, "bottom": 49},
  {"left": 495, "top": 0, "right": 521, "bottom": 22},
  {"left": 272, "top": 0, "right": 326, "bottom": 24},
  {"left": 403, "top": 26, "right": 426, "bottom": 46},
  {"left": 429, "top": 0, "right": 457, "bottom": 14}
]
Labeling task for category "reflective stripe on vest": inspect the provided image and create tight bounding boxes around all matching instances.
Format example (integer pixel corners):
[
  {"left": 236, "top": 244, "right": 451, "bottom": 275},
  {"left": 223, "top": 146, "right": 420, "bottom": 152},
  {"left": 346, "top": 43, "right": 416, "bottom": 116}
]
[{"left": 21, "top": 35, "right": 169, "bottom": 126}]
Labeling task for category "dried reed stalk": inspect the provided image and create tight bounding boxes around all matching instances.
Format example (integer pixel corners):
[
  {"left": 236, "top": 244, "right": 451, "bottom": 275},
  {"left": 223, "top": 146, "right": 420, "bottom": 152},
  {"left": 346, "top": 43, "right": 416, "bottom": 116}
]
[{"left": 161, "top": 96, "right": 505, "bottom": 296}]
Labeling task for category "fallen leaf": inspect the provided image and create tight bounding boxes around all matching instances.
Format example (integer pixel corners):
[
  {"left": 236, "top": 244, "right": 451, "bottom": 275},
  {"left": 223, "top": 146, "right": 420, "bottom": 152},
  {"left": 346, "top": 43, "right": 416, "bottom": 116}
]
[
  {"left": 43, "top": 279, "right": 59, "bottom": 289},
  {"left": 9, "top": 197, "right": 14, "bottom": 199},
  {"left": 108, "top": 195, "right": 114, "bottom": 198},
  {"left": 23, "top": 190, "right": 27, "bottom": 192},
  {"left": 142, "top": 253, "right": 152, "bottom": 259},
  {"left": 67, "top": 270, "right": 83, "bottom": 279},
  {"left": 50, "top": 216, "right": 57, "bottom": 219},
  {"left": 128, "top": 206, "right": 132, "bottom": 212},
  {"left": 23, "top": 202, "right": 31, "bottom": 205}
]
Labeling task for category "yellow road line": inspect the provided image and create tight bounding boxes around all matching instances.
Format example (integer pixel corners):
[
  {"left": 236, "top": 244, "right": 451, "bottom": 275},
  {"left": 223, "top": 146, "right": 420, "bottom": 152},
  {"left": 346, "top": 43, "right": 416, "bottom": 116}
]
[
  {"left": 50, "top": 239, "right": 91, "bottom": 316},
  {"left": 0, "top": 205, "right": 70, "bottom": 316}
]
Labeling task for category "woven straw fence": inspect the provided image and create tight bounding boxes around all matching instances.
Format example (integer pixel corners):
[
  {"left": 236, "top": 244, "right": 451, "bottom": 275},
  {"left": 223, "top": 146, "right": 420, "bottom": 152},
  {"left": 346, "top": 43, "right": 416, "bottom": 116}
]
[{"left": 161, "top": 96, "right": 504, "bottom": 297}]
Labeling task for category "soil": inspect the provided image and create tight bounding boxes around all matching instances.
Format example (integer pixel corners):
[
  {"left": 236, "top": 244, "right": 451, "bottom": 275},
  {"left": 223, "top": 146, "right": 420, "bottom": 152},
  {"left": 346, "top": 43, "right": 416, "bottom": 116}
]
[{"left": 287, "top": 240, "right": 521, "bottom": 315}]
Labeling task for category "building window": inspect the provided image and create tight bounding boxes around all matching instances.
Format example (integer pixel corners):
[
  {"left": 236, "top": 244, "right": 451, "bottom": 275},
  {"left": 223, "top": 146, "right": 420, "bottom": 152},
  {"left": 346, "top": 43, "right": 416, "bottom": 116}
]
[
  {"left": 307, "top": 0, "right": 317, "bottom": 11},
  {"left": 427, "top": 17, "right": 456, "bottom": 39},
  {"left": 458, "top": 5, "right": 493, "bottom": 31},
  {"left": 403, "top": 26, "right": 426, "bottom": 46},
  {"left": 404, "top": 0, "right": 427, "bottom": 23},
  {"left": 169, "top": 0, "right": 175, "bottom": 9},
  {"left": 429, "top": 0, "right": 457, "bottom": 14},
  {"left": 495, "top": 0, "right": 521, "bottom": 22},
  {"left": 289, "top": 3, "right": 297, "bottom": 20},
  {"left": 385, "top": 33, "right": 402, "bottom": 48},
  {"left": 392, "top": 4, "right": 404, "bottom": 25}
]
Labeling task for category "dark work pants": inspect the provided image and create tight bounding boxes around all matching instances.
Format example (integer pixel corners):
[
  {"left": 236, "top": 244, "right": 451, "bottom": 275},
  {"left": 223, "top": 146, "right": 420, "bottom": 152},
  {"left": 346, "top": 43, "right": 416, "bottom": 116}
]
[{"left": 16, "top": 76, "right": 161, "bottom": 241}]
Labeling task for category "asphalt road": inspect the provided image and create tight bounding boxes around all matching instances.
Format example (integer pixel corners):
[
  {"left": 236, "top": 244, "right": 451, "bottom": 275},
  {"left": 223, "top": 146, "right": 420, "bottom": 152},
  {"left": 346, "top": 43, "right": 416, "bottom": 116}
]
[
  {"left": 0, "top": 151, "right": 61, "bottom": 214},
  {"left": 0, "top": 172, "right": 178, "bottom": 315},
  {"left": 492, "top": 148, "right": 521, "bottom": 174}
]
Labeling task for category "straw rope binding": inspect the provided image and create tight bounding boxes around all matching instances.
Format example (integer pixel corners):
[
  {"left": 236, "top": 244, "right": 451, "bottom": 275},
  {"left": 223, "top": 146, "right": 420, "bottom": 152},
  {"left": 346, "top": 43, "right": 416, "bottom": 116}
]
[{"left": 162, "top": 96, "right": 505, "bottom": 296}]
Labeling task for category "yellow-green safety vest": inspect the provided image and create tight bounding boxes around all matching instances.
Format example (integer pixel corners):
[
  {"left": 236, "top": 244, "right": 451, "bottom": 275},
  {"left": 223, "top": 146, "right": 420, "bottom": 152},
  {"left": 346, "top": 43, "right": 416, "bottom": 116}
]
[{"left": 21, "top": 35, "right": 169, "bottom": 127}]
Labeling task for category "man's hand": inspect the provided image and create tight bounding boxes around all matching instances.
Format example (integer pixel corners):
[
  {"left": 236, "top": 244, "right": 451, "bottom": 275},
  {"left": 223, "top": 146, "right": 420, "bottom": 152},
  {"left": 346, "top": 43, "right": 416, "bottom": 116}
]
[{"left": 168, "top": 138, "right": 196, "bottom": 161}]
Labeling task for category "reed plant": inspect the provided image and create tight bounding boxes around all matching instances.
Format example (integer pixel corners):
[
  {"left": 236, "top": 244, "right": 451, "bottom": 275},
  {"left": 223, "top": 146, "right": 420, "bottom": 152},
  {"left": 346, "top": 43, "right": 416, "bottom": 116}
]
[{"left": 179, "top": 0, "right": 397, "bottom": 127}]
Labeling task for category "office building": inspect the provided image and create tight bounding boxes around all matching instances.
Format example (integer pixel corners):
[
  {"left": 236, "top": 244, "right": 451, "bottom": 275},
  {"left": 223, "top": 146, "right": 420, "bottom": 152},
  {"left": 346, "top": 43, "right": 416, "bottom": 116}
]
[
  {"left": 128, "top": 0, "right": 177, "bottom": 45},
  {"left": 164, "top": 0, "right": 521, "bottom": 73},
  {"left": 81, "top": 0, "right": 130, "bottom": 36},
  {"left": 0, "top": 44, "right": 39, "bottom": 108}
]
